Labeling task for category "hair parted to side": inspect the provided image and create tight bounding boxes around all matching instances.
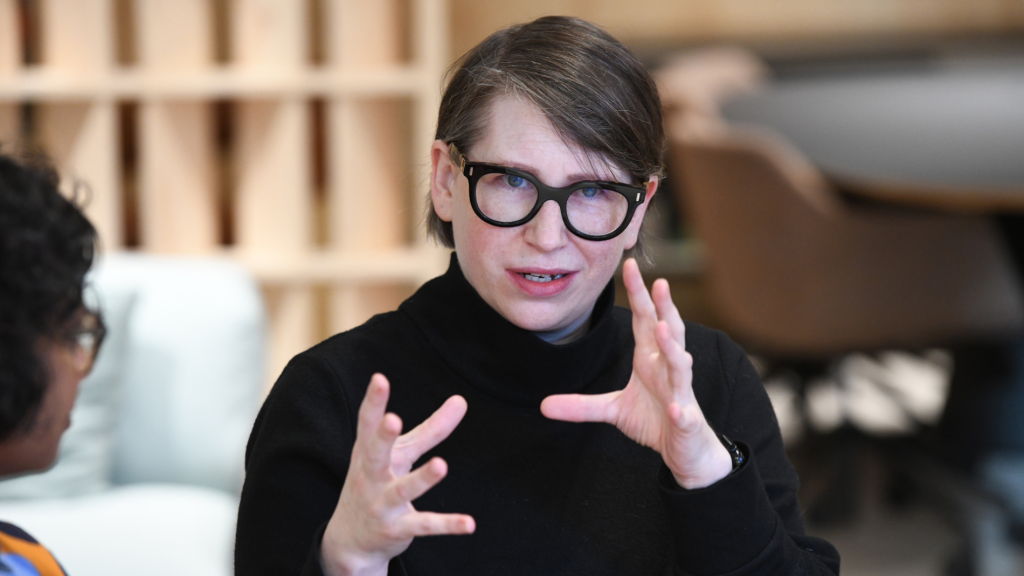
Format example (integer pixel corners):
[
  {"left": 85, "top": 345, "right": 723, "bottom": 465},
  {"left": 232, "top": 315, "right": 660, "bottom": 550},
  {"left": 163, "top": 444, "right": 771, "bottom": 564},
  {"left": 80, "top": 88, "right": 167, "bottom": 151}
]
[
  {"left": 426, "top": 15, "right": 666, "bottom": 264},
  {"left": 0, "top": 148, "right": 97, "bottom": 441}
]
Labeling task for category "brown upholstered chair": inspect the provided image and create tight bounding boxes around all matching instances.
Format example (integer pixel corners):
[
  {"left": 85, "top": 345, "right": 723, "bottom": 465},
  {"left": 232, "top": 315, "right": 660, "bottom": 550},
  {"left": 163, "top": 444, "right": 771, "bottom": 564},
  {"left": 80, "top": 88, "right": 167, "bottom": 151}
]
[
  {"left": 669, "top": 119, "right": 1024, "bottom": 359},
  {"left": 668, "top": 119, "right": 1024, "bottom": 573}
]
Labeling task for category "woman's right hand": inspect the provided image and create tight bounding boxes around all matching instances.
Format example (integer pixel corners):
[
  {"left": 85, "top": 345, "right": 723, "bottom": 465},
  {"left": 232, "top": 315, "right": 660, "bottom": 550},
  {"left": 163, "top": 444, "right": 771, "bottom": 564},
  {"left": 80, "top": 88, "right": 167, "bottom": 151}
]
[{"left": 320, "top": 373, "right": 475, "bottom": 576}]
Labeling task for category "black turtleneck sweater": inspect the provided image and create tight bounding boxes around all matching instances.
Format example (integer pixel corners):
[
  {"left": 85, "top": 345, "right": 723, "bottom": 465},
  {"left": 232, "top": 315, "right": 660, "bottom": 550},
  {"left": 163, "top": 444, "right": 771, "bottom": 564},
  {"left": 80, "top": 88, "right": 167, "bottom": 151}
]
[{"left": 235, "top": 255, "right": 840, "bottom": 575}]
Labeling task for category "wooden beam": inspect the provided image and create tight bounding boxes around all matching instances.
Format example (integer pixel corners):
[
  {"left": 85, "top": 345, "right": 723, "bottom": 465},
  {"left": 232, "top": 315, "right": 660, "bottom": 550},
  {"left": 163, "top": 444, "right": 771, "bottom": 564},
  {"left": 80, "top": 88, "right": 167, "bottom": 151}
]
[
  {"left": 410, "top": 0, "right": 448, "bottom": 245},
  {"left": 40, "top": 0, "right": 114, "bottom": 72},
  {"left": 328, "top": 98, "right": 408, "bottom": 252},
  {"left": 324, "top": 0, "right": 404, "bottom": 69},
  {"left": 0, "top": 0, "right": 19, "bottom": 148},
  {"left": 232, "top": 0, "right": 315, "bottom": 387},
  {"left": 233, "top": 0, "right": 306, "bottom": 69},
  {"left": 39, "top": 0, "right": 121, "bottom": 249},
  {"left": 233, "top": 0, "right": 311, "bottom": 253},
  {"left": 135, "top": 0, "right": 217, "bottom": 253},
  {"left": 262, "top": 284, "right": 316, "bottom": 394}
]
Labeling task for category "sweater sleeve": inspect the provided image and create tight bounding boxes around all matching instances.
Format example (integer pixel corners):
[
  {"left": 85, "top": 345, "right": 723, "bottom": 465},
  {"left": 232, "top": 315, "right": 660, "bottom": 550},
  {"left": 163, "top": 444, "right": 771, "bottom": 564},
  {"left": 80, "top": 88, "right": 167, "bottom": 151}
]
[
  {"left": 235, "top": 351, "right": 359, "bottom": 576},
  {"left": 658, "top": 328, "right": 840, "bottom": 575}
]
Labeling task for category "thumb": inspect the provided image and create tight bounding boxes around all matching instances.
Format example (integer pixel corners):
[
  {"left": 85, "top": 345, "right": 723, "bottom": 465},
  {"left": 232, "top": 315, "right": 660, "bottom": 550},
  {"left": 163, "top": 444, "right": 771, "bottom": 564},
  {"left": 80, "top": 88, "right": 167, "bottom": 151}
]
[{"left": 540, "top": 391, "right": 620, "bottom": 424}]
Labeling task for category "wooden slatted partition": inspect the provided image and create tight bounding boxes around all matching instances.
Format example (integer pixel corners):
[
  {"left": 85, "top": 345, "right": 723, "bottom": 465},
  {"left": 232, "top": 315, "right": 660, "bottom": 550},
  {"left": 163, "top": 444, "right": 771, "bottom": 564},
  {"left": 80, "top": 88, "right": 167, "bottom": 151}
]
[
  {"left": 0, "top": 0, "right": 451, "bottom": 390},
  {"left": 38, "top": 0, "right": 122, "bottom": 249},
  {"left": 136, "top": 0, "right": 217, "bottom": 253},
  {"left": 0, "top": 0, "right": 18, "bottom": 147}
]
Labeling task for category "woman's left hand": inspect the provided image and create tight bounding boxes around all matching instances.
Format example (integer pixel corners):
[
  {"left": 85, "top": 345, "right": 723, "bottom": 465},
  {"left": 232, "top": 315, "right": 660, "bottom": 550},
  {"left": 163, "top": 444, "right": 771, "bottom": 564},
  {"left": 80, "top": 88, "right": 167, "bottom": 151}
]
[{"left": 541, "top": 258, "right": 733, "bottom": 489}]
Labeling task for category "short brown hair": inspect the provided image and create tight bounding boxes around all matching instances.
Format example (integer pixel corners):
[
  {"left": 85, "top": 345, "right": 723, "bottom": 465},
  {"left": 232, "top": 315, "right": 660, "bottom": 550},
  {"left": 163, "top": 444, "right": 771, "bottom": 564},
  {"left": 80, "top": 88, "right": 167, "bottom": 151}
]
[{"left": 427, "top": 16, "right": 666, "bottom": 263}]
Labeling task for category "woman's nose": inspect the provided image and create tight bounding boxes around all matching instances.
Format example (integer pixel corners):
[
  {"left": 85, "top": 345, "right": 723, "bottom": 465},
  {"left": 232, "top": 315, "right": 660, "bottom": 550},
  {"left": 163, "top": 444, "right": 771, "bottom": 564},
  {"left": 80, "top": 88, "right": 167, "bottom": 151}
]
[{"left": 524, "top": 200, "right": 569, "bottom": 251}]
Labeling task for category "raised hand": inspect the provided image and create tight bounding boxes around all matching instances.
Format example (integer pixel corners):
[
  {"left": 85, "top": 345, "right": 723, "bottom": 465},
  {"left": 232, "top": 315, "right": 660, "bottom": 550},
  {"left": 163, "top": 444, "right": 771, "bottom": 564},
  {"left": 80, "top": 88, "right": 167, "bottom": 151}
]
[
  {"left": 540, "top": 258, "right": 733, "bottom": 489},
  {"left": 321, "top": 374, "right": 475, "bottom": 576}
]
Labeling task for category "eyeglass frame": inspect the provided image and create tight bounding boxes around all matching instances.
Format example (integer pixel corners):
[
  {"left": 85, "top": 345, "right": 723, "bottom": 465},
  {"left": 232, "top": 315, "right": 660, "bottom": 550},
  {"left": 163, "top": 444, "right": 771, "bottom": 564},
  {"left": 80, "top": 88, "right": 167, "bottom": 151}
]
[
  {"left": 61, "top": 309, "right": 106, "bottom": 375},
  {"left": 450, "top": 146, "right": 649, "bottom": 241}
]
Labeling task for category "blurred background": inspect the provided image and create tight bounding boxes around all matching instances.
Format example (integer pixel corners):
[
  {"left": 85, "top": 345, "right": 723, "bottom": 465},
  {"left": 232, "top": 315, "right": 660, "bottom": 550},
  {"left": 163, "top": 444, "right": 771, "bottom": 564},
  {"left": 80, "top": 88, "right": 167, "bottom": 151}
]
[{"left": 1, "top": 1, "right": 1024, "bottom": 575}]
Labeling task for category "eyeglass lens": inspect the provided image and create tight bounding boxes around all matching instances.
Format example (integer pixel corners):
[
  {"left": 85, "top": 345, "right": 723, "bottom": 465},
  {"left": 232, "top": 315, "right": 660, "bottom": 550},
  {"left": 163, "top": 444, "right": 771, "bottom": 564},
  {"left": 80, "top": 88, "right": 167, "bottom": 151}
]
[
  {"left": 475, "top": 173, "right": 629, "bottom": 236},
  {"left": 69, "top": 313, "right": 104, "bottom": 373}
]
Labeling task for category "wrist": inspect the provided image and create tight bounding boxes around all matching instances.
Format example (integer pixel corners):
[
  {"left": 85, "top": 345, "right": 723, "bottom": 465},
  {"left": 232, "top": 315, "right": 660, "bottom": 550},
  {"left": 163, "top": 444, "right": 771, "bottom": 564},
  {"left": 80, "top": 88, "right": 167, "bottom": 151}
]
[
  {"left": 320, "top": 526, "right": 388, "bottom": 576},
  {"left": 670, "top": 438, "right": 735, "bottom": 490}
]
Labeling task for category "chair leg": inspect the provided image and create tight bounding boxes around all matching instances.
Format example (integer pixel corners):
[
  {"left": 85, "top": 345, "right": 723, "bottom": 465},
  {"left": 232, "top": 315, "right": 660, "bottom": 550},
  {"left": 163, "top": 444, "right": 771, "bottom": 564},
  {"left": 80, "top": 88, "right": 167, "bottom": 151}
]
[
  {"left": 806, "top": 426, "right": 863, "bottom": 526},
  {"left": 897, "top": 449, "right": 1021, "bottom": 576}
]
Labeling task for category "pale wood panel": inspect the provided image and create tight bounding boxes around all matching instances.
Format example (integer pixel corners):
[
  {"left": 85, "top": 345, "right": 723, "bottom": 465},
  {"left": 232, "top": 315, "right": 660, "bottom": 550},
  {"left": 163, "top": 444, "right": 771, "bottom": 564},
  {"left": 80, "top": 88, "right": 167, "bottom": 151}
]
[
  {"left": 325, "top": 0, "right": 404, "bottom": 69},
  {"left": 40, "top": 0, "right": 113, "bottom": 71},
  {"left": 328, "top": 98, "right": 408, "bottom": 251},
  {"left": 37, "top": 103, "right": 121, "bottom": 249},
  {"left": 138, "top": 102, "right": 217, "bottom": 252},
  {"left": 233, "top": 0, "right": 311, "bottom": 253},
  {"left": 0, "top": 106, "right": 16, "bottom": 149},
  {"left": 136, "top": 0, "right": 212, "bottom": 70},
  {"left": 232, "top": 0, "right": 306, "bottom": 68},
  {"left": 235, "top": 99, "right": 312, "bottom": 252},
  {"left": 410, "top": 0, "right": 447, "bottom": 246},
  {"left": 0, "top": 0, "right": 17, "bottom": 147},
  {"left": 0, "top": 0, "right": 17, "bottom": 73},
  {"left": 450, "top": 0, "right": 1024, "bottom": 56},
  {"left": 262, "top": 285, "right": 316, "bottom": 394},
  {"left": 328, "top": 97, "right": 411, "bottom": 331},
  {"left": 331, "top": 284, "right": 413, "bottom": 334},
  {"left": 136, "top": 0, "right": 217, "bottom": 253},
  {"left": 39, "top": 0, "right": 121, "bottom": 249}
]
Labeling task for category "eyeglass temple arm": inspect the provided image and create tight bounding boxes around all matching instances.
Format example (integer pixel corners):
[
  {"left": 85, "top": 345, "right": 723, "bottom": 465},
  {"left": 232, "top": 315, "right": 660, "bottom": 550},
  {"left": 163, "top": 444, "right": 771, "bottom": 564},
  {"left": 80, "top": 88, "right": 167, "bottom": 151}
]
[{"left": 446, "top": 142, "right": 467, "bottom": 173}]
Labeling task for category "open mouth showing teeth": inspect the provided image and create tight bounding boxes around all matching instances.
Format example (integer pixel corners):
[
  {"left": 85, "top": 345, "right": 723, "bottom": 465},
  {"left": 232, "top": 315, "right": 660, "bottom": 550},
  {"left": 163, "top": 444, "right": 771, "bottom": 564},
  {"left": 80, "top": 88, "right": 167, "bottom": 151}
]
[{"left": 521, "top": 273, "right": 566, "bottom": 283}]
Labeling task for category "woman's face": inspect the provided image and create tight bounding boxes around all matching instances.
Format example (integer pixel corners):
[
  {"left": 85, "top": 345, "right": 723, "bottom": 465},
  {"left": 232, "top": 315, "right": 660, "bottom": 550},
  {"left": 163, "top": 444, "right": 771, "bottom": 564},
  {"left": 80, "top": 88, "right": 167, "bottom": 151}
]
[
  {"left": 430, "top": 95, "right": 656, "bottom": 332},
  {"left": 0, "top": 337, "right": 85, "bottom": 477}
]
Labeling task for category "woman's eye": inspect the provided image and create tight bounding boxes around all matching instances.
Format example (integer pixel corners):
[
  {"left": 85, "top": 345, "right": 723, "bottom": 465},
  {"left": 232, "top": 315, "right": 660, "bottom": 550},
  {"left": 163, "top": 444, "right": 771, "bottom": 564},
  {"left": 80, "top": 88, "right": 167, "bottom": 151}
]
[
  {"left": 505, "top": 175, "right": 526, "bottom": 188},
  {"left": 581, "top": 187, "right": 600, "bottom": 198}
]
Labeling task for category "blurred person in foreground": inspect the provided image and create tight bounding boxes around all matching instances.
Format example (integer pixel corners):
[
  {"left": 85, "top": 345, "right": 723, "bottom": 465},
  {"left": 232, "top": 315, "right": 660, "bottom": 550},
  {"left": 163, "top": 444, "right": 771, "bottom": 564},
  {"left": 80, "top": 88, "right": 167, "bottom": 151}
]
[
  {"left": 235, "top": 16, "right": 840, "bottom": 575},
  {"left": 0, "top": 149, "right": 102, "bottom": 575}
]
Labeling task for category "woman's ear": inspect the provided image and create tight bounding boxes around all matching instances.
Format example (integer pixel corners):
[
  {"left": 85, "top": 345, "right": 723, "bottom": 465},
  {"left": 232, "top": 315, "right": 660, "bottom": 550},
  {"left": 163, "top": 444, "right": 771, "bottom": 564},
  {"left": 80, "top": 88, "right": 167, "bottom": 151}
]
[
  {"left": 430, "top": 140, "right": 457, "bottom": 223},
  {"left": 622, "top": 175, "right": 659, "bottom": 250}
]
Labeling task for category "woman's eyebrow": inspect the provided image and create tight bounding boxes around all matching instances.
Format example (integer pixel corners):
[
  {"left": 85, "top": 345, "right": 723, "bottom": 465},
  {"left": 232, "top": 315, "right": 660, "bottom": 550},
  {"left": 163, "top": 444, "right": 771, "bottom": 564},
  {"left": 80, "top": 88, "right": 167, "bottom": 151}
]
[{"left": 491, "top": 159, "right": 624, "bottom": 184}]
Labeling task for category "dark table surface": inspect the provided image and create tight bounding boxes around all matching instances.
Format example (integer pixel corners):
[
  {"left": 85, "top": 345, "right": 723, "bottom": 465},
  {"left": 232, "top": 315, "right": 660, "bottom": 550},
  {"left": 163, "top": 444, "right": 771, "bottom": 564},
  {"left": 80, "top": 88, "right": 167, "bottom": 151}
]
[{"left": 722, "top": 59, "right": 1024, "bottom": 212}]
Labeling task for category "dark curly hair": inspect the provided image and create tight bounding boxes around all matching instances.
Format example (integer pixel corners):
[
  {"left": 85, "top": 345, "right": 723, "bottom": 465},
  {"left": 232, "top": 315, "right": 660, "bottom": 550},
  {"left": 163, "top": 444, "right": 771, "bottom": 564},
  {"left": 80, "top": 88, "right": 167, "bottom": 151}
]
[{"left": 0, "top": 149, "right": 97, "bottom": 441}]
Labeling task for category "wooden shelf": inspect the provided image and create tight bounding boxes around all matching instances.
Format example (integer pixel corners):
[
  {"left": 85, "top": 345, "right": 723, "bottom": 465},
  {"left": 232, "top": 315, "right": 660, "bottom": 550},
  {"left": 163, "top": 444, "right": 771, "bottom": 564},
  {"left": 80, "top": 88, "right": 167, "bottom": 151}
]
[
  {"left": 0, "top": 66, "right": 431, "bottom": 101},
  {"left": 231, "top": 245, "right": 450, "bottom": 285}
]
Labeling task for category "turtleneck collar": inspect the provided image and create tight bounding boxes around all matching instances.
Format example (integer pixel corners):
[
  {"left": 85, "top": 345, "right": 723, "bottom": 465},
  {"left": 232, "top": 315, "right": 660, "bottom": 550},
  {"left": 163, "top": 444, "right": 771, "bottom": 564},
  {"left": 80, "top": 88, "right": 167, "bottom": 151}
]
[{"left": 399, "top": 253, "right": 629, "bottom": 407}]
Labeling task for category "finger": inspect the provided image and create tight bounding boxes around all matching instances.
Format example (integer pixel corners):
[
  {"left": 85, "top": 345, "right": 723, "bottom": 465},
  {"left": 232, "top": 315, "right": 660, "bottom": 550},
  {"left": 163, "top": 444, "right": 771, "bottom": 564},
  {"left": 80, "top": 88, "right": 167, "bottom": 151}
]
[
  {"left": 651, "top": 278, "right": 685, "bottom": 344},
  {"left": 669, "top": 402, "right": 704, "bottom": 435},
  {"left": 396, "top": 511, "right": 476, "bottom": 538},
  {"left": 356, "top": 374, "right": 390, "bottom": 441},
  {"left": 656, "top": 321, "right": 694, "bottom": 404},
  {"left": 393, "top": 395, "right": 468, "bottom": 467},
  {"left": 622, "top": 259, "right": 658, "bottom": 351},
  {"left": 540, "top": 392, "right": 620, "bottom": 424},
  {"left": 362, "top": 412, "right": 403, "bottom": 479},
  {"left": 384, "top": 457, "right": 448, "bottom": 508}
]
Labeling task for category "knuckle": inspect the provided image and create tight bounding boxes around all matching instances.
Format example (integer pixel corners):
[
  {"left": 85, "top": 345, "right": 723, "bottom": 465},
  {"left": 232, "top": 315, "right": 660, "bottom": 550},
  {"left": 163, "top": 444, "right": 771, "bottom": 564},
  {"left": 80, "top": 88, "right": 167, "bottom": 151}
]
[
  {"left": 381, "top": 523, "right": 403, "bottom": 541},
  {"left": 393, "top": 481, "right": 409, "bottom": 502}
]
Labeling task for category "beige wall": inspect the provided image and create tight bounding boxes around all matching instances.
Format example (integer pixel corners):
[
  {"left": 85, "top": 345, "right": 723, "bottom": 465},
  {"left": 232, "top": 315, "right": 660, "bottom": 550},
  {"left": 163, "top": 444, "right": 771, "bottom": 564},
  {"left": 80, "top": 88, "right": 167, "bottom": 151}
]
[{"left": 451, "top": 0, "right": 1024, "bottom": 57}]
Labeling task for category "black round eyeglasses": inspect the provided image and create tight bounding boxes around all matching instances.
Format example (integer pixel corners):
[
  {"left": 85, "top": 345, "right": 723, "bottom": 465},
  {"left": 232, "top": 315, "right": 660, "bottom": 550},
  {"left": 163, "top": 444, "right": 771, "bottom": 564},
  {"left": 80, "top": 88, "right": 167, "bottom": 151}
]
[{"left": 451, "top": 148, "right": 648, "bottom": 241}]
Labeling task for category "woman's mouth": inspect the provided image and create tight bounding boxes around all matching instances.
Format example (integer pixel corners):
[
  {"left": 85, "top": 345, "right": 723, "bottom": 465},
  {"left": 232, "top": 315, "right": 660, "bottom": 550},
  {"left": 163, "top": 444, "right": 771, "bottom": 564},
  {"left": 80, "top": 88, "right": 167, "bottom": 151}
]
[
  {"left": 520, "top": 272, "right": 566, "bottom": 283},
  {"left": 508, "top": 269, "right": 574, "bottom": 296}
]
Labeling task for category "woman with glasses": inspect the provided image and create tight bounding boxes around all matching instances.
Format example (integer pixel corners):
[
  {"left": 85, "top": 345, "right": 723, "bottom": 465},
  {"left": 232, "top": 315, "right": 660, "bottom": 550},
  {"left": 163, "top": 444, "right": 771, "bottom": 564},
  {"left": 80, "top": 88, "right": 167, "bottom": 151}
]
[
  {"left": 237, "top": 16, "right": 839, "bottom": 576},
  {"left": 0, "top": 149, "right": 102, "bottom": 575}
]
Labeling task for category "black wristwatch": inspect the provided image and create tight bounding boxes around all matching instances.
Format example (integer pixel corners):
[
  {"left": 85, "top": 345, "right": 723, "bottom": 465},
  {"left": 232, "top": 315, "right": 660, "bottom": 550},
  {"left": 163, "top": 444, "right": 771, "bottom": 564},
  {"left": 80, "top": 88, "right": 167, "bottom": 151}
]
[{"left": 718, "top": 434, "right": 745, "bottom": 472}]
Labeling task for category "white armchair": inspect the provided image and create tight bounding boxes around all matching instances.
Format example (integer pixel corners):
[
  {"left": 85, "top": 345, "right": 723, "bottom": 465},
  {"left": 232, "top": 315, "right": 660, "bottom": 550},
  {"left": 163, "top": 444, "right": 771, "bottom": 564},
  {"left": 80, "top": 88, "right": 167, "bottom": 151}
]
[{"left": 0, "top": 254, "right": 266, "bottom": 576}]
